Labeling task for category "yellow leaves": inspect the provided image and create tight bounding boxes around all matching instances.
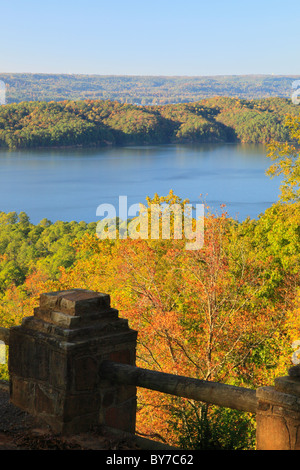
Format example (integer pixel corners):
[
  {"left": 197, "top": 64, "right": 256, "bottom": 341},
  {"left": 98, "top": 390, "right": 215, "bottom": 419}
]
[
  {"left": 146, "top": 189, "right": 189, "bottom": 207},
  {"left": 266, "top": 115, "right": 300, "bottom": 202},
  {"left": 0, "top": 284, "right": 26, "bottom": 328},
  {"left": 283, "top": 290, "right": 300, "bottom": 344},
  {"left": 71, "top": 232, "right": 102, "bottom": 254}
]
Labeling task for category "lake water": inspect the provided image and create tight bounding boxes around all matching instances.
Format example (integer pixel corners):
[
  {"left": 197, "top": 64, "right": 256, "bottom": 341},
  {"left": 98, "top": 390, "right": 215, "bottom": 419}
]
[{"left": 0, "top": 143, "right": 281, "bottom": 224}]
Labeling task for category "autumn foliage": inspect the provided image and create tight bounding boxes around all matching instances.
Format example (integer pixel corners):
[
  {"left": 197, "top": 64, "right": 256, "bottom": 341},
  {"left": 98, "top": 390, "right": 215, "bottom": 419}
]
[{"left": 1, "top": 181, "right": 300, "bottom": 447}]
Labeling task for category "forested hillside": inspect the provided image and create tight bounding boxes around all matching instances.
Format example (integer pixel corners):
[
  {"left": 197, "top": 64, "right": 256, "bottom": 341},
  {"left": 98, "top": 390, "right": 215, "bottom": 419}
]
[{"left": 0, "top": 96, "right": 298, "bottom": 149}]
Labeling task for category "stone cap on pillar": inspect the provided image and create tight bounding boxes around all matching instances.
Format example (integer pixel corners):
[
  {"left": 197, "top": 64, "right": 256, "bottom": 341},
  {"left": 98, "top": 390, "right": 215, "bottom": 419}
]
[
  {"left": 19, "top": 289, "right": 135, "bottom": 340},
  {"left": 270, "top": 365, "right": 300, "bottom": 399},
  {"left": 40, "top": 289, "right": 111, "bottom": 316}
]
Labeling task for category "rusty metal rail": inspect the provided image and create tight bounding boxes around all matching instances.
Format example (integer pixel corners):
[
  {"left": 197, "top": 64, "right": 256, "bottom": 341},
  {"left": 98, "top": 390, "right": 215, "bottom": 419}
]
[{"left": 100, "top": 360, "right": 258, "bottom": 413}]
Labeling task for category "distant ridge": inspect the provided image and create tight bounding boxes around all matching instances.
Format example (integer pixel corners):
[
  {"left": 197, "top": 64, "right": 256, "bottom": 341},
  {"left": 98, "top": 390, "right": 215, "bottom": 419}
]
[{"left": 0, "top": 73, "right": 299, "bottom": 105}]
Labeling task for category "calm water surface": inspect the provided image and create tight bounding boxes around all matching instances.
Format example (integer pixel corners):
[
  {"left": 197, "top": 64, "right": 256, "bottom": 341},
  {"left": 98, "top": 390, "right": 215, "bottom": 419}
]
[{"left": 0, "top": 143, "right": 281, "bottom": 224}]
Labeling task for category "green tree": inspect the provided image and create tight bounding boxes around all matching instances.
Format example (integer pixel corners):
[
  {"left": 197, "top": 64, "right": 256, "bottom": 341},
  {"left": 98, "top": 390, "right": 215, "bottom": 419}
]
[{"left": 267, "top": 115, "right": 300, "bottom": 201}]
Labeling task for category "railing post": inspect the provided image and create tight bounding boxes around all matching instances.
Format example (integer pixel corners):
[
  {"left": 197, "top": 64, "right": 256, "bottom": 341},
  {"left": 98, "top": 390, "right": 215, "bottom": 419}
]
[
  {"left": 8, "top": 289, "right": 138, "bottom": 434},
  {"left": 256, "top": 367, "right": 300, "bottom": 450}
]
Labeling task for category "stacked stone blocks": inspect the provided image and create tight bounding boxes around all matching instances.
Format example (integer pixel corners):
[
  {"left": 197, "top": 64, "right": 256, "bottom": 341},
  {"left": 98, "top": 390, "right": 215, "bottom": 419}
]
[
  {"left": 256, "top": 371, "right": 300, "bottom": 450},
  {"left": 8, "top": 289, "right": 138, "bottom": 434}
]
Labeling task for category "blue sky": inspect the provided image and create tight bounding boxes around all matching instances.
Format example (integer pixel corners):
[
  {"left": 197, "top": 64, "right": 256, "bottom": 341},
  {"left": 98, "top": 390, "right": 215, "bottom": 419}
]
[{"left": 0, "top": 0, "right": 299, "bottom": 76}]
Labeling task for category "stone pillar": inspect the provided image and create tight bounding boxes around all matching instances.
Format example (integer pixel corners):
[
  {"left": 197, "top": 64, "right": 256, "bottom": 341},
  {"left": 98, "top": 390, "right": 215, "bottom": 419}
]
[
  {"left": 8, "top": 289, "right": 138, "bottom": 435},
  {"left": 256, "top": 368, "right": 300, "bottom": 450}
]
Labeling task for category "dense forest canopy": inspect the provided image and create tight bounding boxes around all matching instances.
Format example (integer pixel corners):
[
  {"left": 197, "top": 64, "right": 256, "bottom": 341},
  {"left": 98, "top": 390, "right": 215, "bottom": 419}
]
[
  {"left": 0, "top": 96, "right": 299, "bottom": 149},
  {"left": 0, "top": 73, "right": 299, "bottom": 105}
]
